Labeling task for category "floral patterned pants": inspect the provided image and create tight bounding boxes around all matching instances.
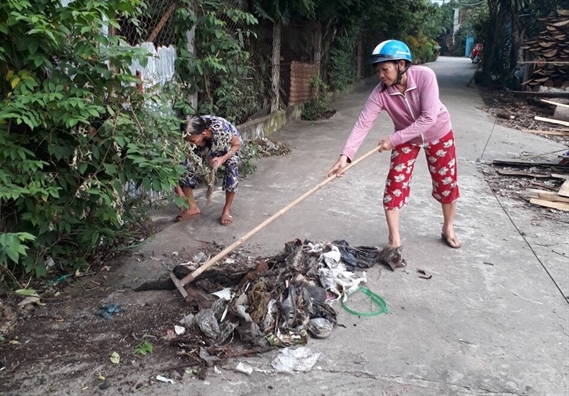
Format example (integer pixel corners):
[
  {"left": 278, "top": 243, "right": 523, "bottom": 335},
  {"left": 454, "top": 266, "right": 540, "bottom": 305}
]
[
  {"left": 383, "top": 130, "right": 459, "bottom": 210},
  {"left": 180, "top": 155, "right": 240, "bottom": 193}
]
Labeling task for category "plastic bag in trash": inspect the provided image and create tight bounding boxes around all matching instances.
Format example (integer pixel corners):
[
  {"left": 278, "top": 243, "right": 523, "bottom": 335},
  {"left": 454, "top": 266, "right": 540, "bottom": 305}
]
[
  {"left": 218, "top": 321, "right": 238, "bottom": 344},
  {"left": 307, "top": 318, "right": 334, "bottom": 339},
  {"left": 237, "top": 322, "right": 267, "bottom": 347},
  {"left": 235, "top": 305, "right": 253, "bottom": 322},
  {"left": 319, "top": 265, "right": 366, "bottom": 300},
  {"left": 332, "top": 240, "right": 380, "bottom": 269},
  {"left": 97, "top": 304, "right": 124, "bottom": 319},
  {"left": 195, "top": 307, "right": 220, "bottom": 339},
  {"left": 298, "top": 282, "right": 327, "bottom": 304},
  {"left": 271, "top": 347, "right": 320, "bottom": 373},
  {"left": 262, "top": 299, "right": 277, "bottom": 331},
  {"left": 194, "top": 299, "right": 236, "bottom": 343},
  {"left": 320, "top": 246, "right": 342, "bottom": 267},
  {"left": 280, "top": 285, "right": 297, "bottom": 327},
  {"left": 180, "top": 313, "right": 195, "bottom": 326}
]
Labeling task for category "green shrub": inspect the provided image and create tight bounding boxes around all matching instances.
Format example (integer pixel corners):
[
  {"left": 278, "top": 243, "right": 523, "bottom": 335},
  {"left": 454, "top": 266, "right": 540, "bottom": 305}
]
[
  {"left": 328, "top": 25, "right": 360, "bottom": 92},
  {"left": 0, "top": 0, "right": 186, "bottom": 282},
  {"left": 174, "top": 0, "right": 259, "bottom": 124},
  {"left": 301, "top": 78, "right": 332, "bottom": 121},
  {"left": 405, "top": 34, "right": 440, "bottom": 64}
]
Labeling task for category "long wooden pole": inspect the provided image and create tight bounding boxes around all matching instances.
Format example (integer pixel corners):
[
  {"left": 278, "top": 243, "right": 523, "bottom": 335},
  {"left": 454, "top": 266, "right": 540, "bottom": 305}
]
[
  {"left": 508, "top": 90, "right": 569, "bottom": 99},
  {"left": 170, "top": 147, "right": 379, "bottom": 298}
]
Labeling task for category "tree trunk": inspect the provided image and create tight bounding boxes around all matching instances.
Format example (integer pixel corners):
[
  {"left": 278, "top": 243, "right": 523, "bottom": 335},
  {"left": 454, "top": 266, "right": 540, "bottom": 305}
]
[
  {"left": 314, "top": 21, "right": 322, "bottom": 80},
  {"left": 482, "top": 0, "right": 500, "bottom": 86},
  {"left": 357, "top": 35, "right": 363, "bottom": 80},
  {"left": 186, "top": 25, "right": 198, "bottom": 111},
  {"left": 510, "top": 15, "right": 521, "bottom": 74},
  {"left": 271, "top": 21, "right": 281, "bottom": 113}
]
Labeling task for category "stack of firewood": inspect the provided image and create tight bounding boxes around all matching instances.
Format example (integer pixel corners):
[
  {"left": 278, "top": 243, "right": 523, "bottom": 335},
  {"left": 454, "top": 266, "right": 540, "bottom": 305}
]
[
  {"left": 522, "top": 10, "right": 569, "bottom": 90},
  {"left": 492, "top": 159, "right": 569, "bottom": 211}
]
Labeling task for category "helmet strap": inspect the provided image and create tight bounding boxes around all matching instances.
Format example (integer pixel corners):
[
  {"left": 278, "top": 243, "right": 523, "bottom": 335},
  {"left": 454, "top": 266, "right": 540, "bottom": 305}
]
[{"left": 395, "top": 61, "right": 410, "bottom": 86}]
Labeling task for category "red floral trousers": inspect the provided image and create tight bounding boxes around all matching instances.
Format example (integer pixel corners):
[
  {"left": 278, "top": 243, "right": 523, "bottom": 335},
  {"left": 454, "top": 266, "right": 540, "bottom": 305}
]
[{"left": 383, "top": 130, "right": 460, "bottom": 210}]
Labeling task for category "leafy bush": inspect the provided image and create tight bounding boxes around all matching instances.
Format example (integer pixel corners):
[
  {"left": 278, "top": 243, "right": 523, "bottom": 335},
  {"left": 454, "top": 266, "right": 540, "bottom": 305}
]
[
  {"left": 301, "top": 78, "right": 332, "bottom": 121},
  {"left": 405, "top": 34, "right": 440, "bottom": 64},
  {"left": 328, "top": 25, "right": 360, "bottom": 92},
  {"left": 0, "top": 0, "right": 187, "bottom": 283},
  {"left": 174, "top": 0, "right": 259, "bottom": 124}
]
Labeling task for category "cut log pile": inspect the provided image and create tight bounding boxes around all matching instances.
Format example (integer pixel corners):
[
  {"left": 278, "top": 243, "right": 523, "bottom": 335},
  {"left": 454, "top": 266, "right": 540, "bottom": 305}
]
[
  {"left": 492, "top": 159, "right": 569, "bottom": 212},
  {"left": 521, "top": 10, "right": 569, "bottom": 90}
]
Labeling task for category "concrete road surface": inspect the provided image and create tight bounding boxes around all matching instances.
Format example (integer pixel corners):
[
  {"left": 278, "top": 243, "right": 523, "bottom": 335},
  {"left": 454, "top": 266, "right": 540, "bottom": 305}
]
[{"left": 117, "top": 56, "right": 569, "bottom": 396}]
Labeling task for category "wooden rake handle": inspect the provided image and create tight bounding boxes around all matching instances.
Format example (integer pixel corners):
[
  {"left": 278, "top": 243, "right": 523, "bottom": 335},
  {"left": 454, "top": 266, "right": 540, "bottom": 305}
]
[{"left": 174, "top": 146, "right": 379, "bottom": 289}]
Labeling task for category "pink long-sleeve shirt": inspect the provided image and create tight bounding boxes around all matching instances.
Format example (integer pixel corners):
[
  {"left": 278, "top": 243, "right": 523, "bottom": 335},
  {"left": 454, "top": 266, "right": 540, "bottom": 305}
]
[{"left": 341, "top": 65, "right": 452, "bottom": 161}]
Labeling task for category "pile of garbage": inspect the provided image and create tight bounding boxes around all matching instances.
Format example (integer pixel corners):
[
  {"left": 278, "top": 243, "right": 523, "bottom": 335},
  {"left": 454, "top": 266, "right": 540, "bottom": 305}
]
[{"left": 137, "top": 239, "right": 403, "bottom": 376}]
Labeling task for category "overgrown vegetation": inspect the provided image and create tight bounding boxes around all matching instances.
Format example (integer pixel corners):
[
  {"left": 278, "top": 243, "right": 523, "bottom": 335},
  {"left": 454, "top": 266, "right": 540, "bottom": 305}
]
[
  {"left": 0, "top": 0, "right": 186, "bottom": 284},
  {"left": 405, "top": 36, "right": 440, "bottom": 64},
  {"left": 0, "top": 0, "right": 476, "bottom": 288},
  {"left": 301, "top": 78, "right": 334, "bottom": 120},
  {"left": 328, "top": 24, "right": 361, "bottom": 92},
  {"left": 174, "top": 0, "right": 259, "bottom": 124}
]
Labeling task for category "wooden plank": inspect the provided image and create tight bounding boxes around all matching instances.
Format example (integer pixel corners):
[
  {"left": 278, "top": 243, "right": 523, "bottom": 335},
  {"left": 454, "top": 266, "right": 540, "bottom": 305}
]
[
  {"left": 530, "top": 198, "right": 569, "bottom": 211},
  {"left": 524, "top": 189, "right": 569, "bottom": 202},
  {"left": 496, "top": 169, "right": 550, "bottom": 178},
  {"left": 528, "top": 182, "right": 558, "bottom": 191},
  {"left": 559, "top": 179, "right": 569, "bottom": 197},
  {"left": 539, "top": 192, "right": 569, "bottom": 203},
  {"left": 493, "top": 159, "right": 568, "bottom": 167},
  {"left": 520, "top": 129, "right": 569, "bottom": 136},
  {"left": 526, "top": 188, "right": 556, "bottom": 194},
  {"left": 535, "top": 116, "right": 569, "bottom": 127},
  {"left": 508, "top": 90, "right": 569, "bottom": 98},
  {"left": 551, "top": 173, "right": 569, "bottom": 179},
  {"left": 541, "top": 99, "right": 569, "bottom": 108}
]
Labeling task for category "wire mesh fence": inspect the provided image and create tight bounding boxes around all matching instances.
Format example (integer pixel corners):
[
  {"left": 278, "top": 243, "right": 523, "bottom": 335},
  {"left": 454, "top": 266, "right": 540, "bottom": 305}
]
[
  {"left": 105, "top": 0, "right": 368, "bottom": 201},
  {"left": 117, "top": 0, "right": 178, "bottom": 47},
  {"left": 246, "top": 19, "right": 275, "bottom": 119},
  {"left": 112, "top": 0, "right": 368, "bottom": 123}
]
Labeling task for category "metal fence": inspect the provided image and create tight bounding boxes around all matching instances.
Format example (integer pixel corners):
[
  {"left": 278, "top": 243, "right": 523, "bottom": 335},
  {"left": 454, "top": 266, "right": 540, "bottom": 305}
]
[
  {"left": 109, "top": 1, "right": 368, "bottom": 201},
  {"left": 113, "top": 1, "right": 358, "bottom": 125},
  {"left": 117, "top": 0, "right": 178, "bottom": 47}
]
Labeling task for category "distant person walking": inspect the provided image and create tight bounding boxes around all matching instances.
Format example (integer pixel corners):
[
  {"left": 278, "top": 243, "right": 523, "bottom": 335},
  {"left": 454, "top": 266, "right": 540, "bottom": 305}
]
[{"left": 326, "top": 40, "right": 461, "bottom": 251}]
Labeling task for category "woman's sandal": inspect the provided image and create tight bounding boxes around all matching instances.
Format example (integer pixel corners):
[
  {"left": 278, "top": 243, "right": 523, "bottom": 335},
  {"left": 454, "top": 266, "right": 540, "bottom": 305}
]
[
  {"left": 441, "top": 233, "right": 461, "bottom": 249},
  {"left": 174, "top": 211, "right": 200, "bottom": 222},
  {"left": 220, "top": 214, "right": 233, "bottom": 226}
]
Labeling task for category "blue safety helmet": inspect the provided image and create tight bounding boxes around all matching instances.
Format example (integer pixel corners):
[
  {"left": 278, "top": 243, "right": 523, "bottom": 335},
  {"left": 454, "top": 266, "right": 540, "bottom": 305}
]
[{"left": 369, "top": 40, "right": 413, "bottom": 65}]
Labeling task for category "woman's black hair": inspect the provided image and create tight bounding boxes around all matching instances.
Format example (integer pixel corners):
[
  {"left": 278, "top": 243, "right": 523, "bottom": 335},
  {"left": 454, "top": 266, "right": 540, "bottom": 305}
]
[{"left": 181, "top": 116, "right": 212, "bottom": 137}]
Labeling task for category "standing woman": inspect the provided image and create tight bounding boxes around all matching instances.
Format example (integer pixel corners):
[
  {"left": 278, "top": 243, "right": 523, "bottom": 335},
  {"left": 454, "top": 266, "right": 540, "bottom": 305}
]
[
  {"left": 176, "top": 115, "right": 242, "bottom": 225},
  {"left": 326, "top": 40, "right": 461, "bottom": 250}
]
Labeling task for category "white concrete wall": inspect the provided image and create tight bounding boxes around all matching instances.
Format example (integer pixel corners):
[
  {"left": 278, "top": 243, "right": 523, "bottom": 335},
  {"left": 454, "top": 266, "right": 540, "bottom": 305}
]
[{"left": 129, "top": 43, "right": 177, "bottom": 89}]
